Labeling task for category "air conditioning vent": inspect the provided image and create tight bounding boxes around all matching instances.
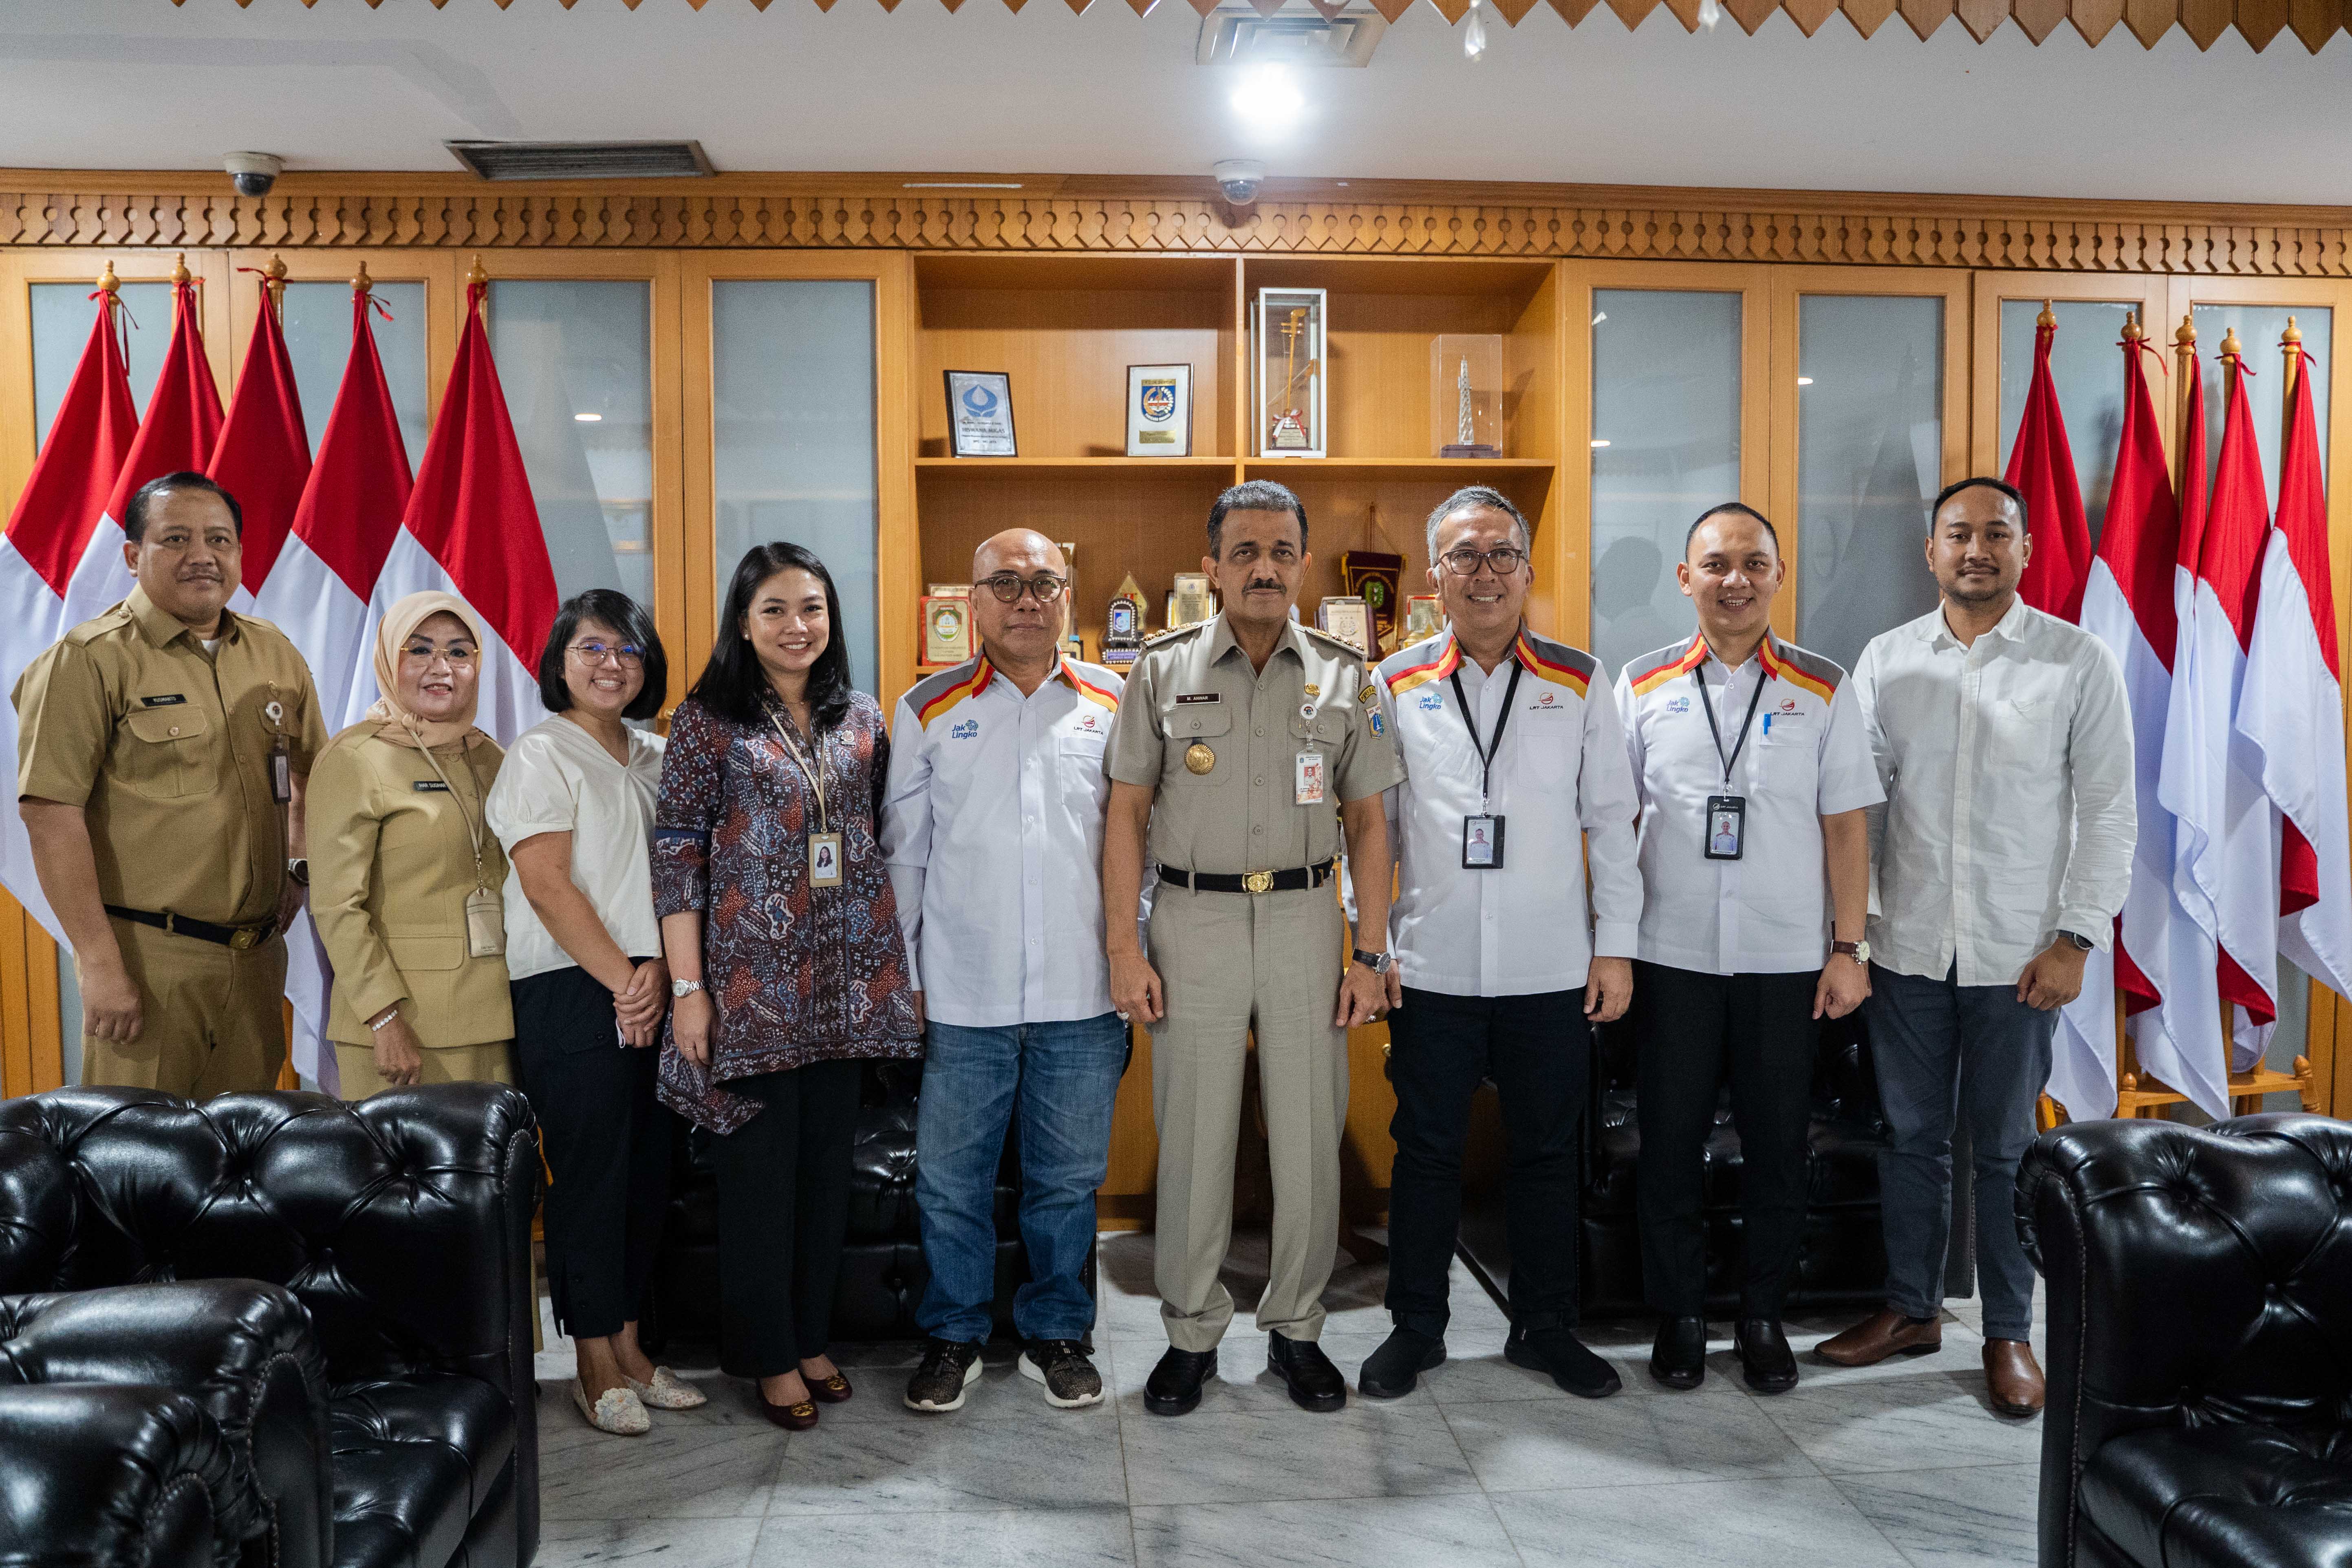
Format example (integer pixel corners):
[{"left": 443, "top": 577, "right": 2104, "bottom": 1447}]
[
  {"left": 1196, "top": 4, "right": 1387, "bottom": 66},
  {"left": 445, "top": 140, "right": 715, "bottom": 182}
]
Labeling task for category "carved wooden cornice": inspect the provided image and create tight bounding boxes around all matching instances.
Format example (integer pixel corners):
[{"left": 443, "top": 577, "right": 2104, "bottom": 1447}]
[{"left": 5, "top": 172, "right": 2352, "bottom": 276}]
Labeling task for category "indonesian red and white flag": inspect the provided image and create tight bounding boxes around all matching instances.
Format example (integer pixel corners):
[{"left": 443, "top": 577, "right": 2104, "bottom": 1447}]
[
  {"left": 251, "top": 284, "right": 414, "bottom": 1094},
  {"left": 349, "top": 278, "right": 557, "bottom": 745},
  {"left": 2160, "top": 348, "right": 2278, "bottom": 1109},
  {"left": 60, "top": 273, "right": 222, "bottom": 631},
  {"left": 2006, "top": 312, "right": 2096, "bottom": 623},
  {"left": 0, "top": 287, "right": 139, "bottom": 939},
  {"left": 2237, "top": 337, "right": 2352, "bottom": 1003},
  {"left": 208, "top": 276, "right": 311, "bottom": 614}
]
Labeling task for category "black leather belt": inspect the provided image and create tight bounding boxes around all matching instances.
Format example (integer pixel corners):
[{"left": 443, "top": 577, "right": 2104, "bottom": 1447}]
[
  {"left": 104, "top": 906, "right": 274, "bottom": 951},
  {"left": 1157, "top": 859, "right": 1338, "bottom": 895}
]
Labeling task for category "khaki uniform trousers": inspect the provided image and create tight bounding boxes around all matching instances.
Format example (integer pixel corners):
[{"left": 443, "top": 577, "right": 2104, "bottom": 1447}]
[
  {"left": 83, "top": 918, "right": 288, "bottom": 1098},
  {"left": 1148, "top": 882, "right": 1347, "bottom": 1351},
  {"left": 335, "top": 1040, "right": 516, "bottom": 1100}
]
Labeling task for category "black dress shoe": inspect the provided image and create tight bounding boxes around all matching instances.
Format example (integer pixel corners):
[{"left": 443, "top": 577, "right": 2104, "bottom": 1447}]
[
  {"left": 1735, "top": 1319, "right": 1799, "bottom": 1394},
  {"left": 1505, "top": 1326, "right": 1622, "bottom": 1399},
  {"left": 1144, "top": 1347, "right": 1217, "bottom": 1417},
  {"left": 1265, "top": 1333, "right": 1347, "bottom": 1412},
  {"left": 1650, "top": 1316, "right": 1707, "bottom": 1389},
  {"left": 1359, "top": 1328, "right": 1446, "bottom": 1400}
]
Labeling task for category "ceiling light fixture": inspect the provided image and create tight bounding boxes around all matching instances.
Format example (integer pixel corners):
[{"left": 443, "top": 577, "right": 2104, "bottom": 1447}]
[
  {"left": 903, "top": 182, "right": 1025, "bottom": 190},
  {"left": 1464, "top": 0, "right": 1490, "bottom": 61},
  {"left": 1230, "top": 64, "right": 1307, "bottom": 136},
  {"left": 574, "top": 412, "right": 603, "bottom": 422},
  {"left": 1697, "top": 0, "right": 1722, "bottom": 25}
]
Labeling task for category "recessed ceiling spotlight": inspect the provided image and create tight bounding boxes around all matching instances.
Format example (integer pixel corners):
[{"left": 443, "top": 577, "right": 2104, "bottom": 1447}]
[{"left": 1230, "top": 64, "right": 1307, "bottom": 136}]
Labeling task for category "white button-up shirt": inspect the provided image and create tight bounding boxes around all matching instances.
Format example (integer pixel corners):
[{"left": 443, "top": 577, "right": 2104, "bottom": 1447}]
[
  {"left": 1616, "top": 633, "right": 1884, "bottom": 976},
  {"left": 881, "top": 653, "right": 1124, "bottom": 1028},
  {"left": 1853, "top": 597, "right": 2135, "bottom": 987},
  {"left": 1378, "top": 627, "right": 1642, "bottom": 998}
]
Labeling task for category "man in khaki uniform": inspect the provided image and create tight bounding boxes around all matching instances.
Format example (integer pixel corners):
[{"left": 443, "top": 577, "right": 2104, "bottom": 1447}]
[
  {"left": 1104, "top": 479, "right": 1403, "bottom": 1418},
  {"left": 15, "top": 472, "right": 326, "bottom": 1096}
]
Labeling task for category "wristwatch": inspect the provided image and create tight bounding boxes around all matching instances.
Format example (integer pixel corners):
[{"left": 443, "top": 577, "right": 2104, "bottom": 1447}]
[
  {"left": 1352, "top": 948, "right": 1394, "bottom": 976},
  {"left": 2058, "top": 930, "right": 2096, "bottom": 951},
  {"left": 1831, "top": 938, "right": 1871, "bottom": 966},
  {"left": 670, "top": 978, "right": 705, "bottom": 998},
  {"left": 284, "top": 857, "right": 309, "bottom": 887}
]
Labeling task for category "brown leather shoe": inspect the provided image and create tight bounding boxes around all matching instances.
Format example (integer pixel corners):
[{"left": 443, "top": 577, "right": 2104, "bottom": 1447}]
[
  {"left": 1814, "top": 1308, "right": 1943, "bottom": 1367},
  {"left": 1982, "top": 1339, "right": 2045, "bottom": 1417}
]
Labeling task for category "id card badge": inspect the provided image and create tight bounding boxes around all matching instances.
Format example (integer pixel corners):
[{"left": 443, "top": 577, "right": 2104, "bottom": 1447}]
[
  {"left": 1294, "top": 749, "right": 1327, "bottom": 806},
  {"left": 265, "top": 696, "right": 292, "bottom": 804},
  {"left": 808, "top": 831, "right": 844, "bottom": 888},
  {"left": 464, "top": 886, "right": 506, "bottom": 959},
  {"left": 1462, "top": 814, "right": 1506, "bottom": 869},
  {"left": 1704, "top": 794, "right": 1747, "bottom": 862}
]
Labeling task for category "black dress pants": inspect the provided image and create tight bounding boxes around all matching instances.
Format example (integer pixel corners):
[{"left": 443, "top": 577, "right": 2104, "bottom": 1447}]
[
  {"left": 1632, "top": 960, "right": 1818, "bottom": 1319},
  {"left": 1386, "top": 986, "right": 1588, "bottom": 1337},
  {"left": 510, "top": 965, "right": 673, "bottom": 1341},
  {"left": 708, "top": 1058, "right": 862, "bottom": 1379}
]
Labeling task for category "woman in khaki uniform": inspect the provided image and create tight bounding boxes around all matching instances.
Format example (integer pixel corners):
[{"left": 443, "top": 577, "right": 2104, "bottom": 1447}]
[{"left": 311, "top": 590, "right": 514, "bottom": 1096}]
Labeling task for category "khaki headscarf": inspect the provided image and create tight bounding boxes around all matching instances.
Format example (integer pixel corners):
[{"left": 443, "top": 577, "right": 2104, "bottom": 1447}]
[{"left": 366, "top": 590, "right": 489, "bottom": 750}]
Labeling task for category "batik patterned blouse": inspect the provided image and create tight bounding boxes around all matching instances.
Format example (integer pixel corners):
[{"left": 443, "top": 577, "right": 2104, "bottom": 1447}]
[{"left": 652, "top": 689, "right": 921, "bottom": 1133}]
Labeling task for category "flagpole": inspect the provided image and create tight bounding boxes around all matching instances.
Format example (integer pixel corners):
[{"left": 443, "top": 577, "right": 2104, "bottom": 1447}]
[{"left": 2282, "top": 315, "right": 2303, "bottom": 441}]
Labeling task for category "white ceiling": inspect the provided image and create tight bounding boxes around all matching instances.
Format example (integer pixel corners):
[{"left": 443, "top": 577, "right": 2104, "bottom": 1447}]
[{"left": 1, "top": 0, "right": 2349, "bottom": 206}]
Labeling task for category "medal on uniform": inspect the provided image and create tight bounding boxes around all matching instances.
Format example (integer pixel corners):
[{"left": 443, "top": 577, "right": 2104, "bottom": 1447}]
[
  {"left": 808, "top": 832, "right": 844, "bottom": 888},
  {"left": 1184, "top": 742, "right": 1216, "bottom": 775},
  {"left": 1295, "top": 748, "right": 1326, "bottom": 805},
  {"left": 1694, "top": 665, "right": 1766, "bottom": 863}
]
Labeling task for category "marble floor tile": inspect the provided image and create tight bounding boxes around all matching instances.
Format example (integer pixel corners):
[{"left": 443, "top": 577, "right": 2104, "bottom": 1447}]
[
  {"left": 1758, "top": 1374, "right": 2045, "bottom": 1475},
  {"left": 1131, "top": 1493, "right": 1521, "bottom": 1568},
  {"left": 1120, "top": 1401, "right": 1479, "bottom": 1507},
  {"left": 536, "top": 1518, "right": 763, "bottom": 1568},
  {"left": 749, "top": 1506, "right": 1135, "bottom": 1567},
  {"left": 1494, "top": 1476, "right": 1913, "bottom": 1568},
  {"left": 765, "top": 1402, "right": 1130, "bottom": 1515},
  {"left": 818, "top": 1342, "right": 1125, "bottom": 1423},
  {"left": 537, "top": 1403, "right": 788, "bottom": 1519},
  {"left": 1444, "top": 1390, "right": 1819, "bottom": 1493},
  {"left": 1109, "top": 1332, "right": 1439, "bottom": 1412},
  {"left": 1831, "top": 1462, "right": 2042, "bottom": 1567}
]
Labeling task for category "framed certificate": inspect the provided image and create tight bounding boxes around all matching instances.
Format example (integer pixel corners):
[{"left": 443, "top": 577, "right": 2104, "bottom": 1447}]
[
  {"left": 921, "top": 595, "right": 973, "bottom": 664},
  {"left": 945, "top": 370, "right": 1016, "bottom": 457},
  {"left": 1126, "top": 364, "right": 1192, "bottom": 457},
  {"left": 1316, "top": 595, "right": 1372, "bottom": 657}
]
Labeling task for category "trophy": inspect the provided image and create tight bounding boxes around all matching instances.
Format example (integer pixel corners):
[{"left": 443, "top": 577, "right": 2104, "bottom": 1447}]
[
  {"left": 1102, "top": 572, "right": 1149, "bottom": 668},
  {"left": 1432, "top": 334, "right": 1504, "bottom": 459},
  {"left": 1341, "top": 550, "right": 1404, "bottom": 654},
  {"left": 1403, "top": 594, "right": 1444, "bottom": 644},
  {"left": 1170, "top": 572, "right": 1217, "bottom": 629},
  {"left": 1254, "top": 288, "right": 1327, "bottom": 458},
  {"left": 921, "top": 591, "right": 972, "bottom": 665}
]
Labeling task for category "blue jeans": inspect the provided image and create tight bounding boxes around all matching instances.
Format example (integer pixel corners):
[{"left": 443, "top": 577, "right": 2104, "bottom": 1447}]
[{"left": 914, "top": 1012, "right": 1130, "bottom": 1345}]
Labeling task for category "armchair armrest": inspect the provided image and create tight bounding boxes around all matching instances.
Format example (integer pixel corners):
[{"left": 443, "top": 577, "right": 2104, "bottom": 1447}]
[{"left": 0, "top": 1383, "right": 264, "bottom": 1568}]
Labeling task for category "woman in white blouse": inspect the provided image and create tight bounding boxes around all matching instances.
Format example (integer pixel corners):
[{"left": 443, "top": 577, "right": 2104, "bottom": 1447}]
[{"left": 487, "top": 589, "right": 703, "bottom": 1437}]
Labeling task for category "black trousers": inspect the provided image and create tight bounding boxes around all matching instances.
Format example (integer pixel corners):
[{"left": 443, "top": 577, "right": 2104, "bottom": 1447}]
[
  {"left": 510, "top": 965, "right": 673, "bottom": 1341},
  {"left": 1385, "top": 986, "right": 1588, "bottom": 1337},
  {"left": 708, "top": 1058, "right": 862, "bottom": 1379},
  {"left": 1632, "top": 961, "right": 1819, "bottom": 1319}
]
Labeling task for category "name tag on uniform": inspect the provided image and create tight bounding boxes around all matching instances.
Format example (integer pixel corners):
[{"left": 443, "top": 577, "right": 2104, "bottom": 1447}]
[
  {"left": 412, "top": 780, "right": 451, "bottom": 792},
  {"left": 1175, "top": 692, "right": 1221, "bottom": 705},
  {"left": 1295, "top": 749, "right": 1326, "bottom": 805},
  {"left": 808, "top": 831, "right": 843, "bottom": 888},
  {"left": 1463, "top": 814, "right": 1505, "bottom": 869},
  {"left": 138, "top": 693, "right": 187, "bottom": 708},
  {"left": 1705, "top": 794, "right": 1746, "bottom": 861}
]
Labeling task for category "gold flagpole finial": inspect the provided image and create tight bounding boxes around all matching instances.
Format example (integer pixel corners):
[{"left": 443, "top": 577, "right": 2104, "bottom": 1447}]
[
  {"left": 95, "top": 259, "right": 118, "bottom": 295},
  {"left": 2123, "top": 309, "right": 2145, "bottom": 343},
  {"left": 171, "top": 251, "right": 191, "bottom": 287},
  {"left": 350, "top": 259, "right": 373, "bottom": 297},
  {"left": 2221, "top": 325, "right": 2244, "bottom": 362},
  {"left": 2284, "top": 315, "right": 2303, "bottom": 348},
  {"left": 2175, "top": 313, "right": 2198, "bottom": 351},
  {"left": 2037, "top": 300, "right": 2057, "bottom": 329},
  {"left": 465, "top": 254, "right": 489, "bottom": 289},
  {"left": 263, "top": 252, "right": 288, "bottom": 311}
]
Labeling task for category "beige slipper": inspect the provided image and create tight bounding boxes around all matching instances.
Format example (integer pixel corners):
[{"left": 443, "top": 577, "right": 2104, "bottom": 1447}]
[
  {"left": 623, "top": 1367, "right": 710, "bottom": 1410},
  {"left": 572, "top": 1378, "right": 651, "bottom": 1436}
]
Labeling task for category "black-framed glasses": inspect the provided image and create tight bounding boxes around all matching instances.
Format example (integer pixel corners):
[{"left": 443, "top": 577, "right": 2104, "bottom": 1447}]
[
  {"left": 1440, "top": 544, "right": 1527, "bottom": 577},
  {"left": 977, "top": 573, "right": 1067, "bottom": 604},
  {"left": 570, "top": 640, "right": 646, "bottom": 668}
]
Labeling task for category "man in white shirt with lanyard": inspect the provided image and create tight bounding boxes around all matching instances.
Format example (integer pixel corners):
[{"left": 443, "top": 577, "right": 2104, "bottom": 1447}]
[
  {"left": 1616, "top": 503, "right": 1881, "bottom": 1394},
  {"left": 1358, "top": 487, "right": 1642, "bottom": 1402},
  {"left": 1819, "top": 477, "right": 2132, "bottom": 1419},
  {"left": 882, "top": 528, "right": 1129, "bottom": 1414}
]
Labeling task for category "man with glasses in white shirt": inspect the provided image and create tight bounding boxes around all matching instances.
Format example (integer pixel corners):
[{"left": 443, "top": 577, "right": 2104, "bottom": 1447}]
[
  {"left": 1357, "top": 487, "right": 1642, "bottom": 1402},
  {"left": 884, "top": 529, "right": 1129, "bottom": 1414},
  {"left": 1819, "top": 477, "right": 2133, "bottom": 1419}
]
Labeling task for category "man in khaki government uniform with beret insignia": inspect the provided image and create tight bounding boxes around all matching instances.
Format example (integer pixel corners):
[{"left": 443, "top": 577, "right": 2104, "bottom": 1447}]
[
  {"left": 1102, "top": 479, "right": 1404, "bottom": 1419},
  {"left": 15, "top": 473, "right": 326, "bottom": 1097}
]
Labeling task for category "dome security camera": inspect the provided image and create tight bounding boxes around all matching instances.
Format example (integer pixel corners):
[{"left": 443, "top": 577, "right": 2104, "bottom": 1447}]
[
  {"left": 225, "top": 152, "right": 283, "bottom": 198},
  {"left": 1213, "top": 160, "right": 1265, "bottom": 206}
]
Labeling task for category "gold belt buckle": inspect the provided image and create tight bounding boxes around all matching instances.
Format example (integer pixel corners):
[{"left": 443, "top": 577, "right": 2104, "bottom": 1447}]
[
  {"left": 229, "top": 926, "right": 265, "bottom": 951},
  {"left": 1243, "top": 869, "right": 1274, "bottom": 894}
]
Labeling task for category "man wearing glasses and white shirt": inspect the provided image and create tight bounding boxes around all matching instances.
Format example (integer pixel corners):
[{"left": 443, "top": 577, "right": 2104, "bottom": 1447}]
[
  {"left": 1358, "top": 487, "right": 1642, "bottom": 1403},
  {"left": 1819, "top": 478, "right": 2133, "bottom": 1420},
  {"left": 883, "top": 529, "right": 1129, "bottom": 1414}
]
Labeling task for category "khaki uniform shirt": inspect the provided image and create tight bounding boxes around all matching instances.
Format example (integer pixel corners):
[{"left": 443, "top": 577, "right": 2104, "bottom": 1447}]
[
  {"left": 309, "top": 725, "right": 513, "bottom": 1049},
  {"left": 14, "top": 586, "right": 328, "bottom": 928},
  {"left": 1105, "top": 613, "right": 1403, "bottom": 875}
]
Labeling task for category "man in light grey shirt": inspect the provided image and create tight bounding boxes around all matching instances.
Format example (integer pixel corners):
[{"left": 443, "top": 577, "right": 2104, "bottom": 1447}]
[{"left": 1818, "top": 477, "right": 2133, "bottom": 1420}]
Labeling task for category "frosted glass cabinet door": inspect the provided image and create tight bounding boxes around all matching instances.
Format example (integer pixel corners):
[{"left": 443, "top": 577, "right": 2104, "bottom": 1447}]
[
  {"left": 1997, "top": 300, "right": 2136, "bottom": 545},
  {"left": 32, "top": 281, "right": 173, "bottom": 449},
  {"left": 1589, "top": 290, "right": 1741, "bottom": 679},
  {"left": 1794, "top": 295, "right": 1946, "bottom": 673},
  {"left": 2193, "top": 304, "right": 2331, "bottom": 498},
  {"left": 710, "top": 279, "right": 880, "bottom": 697},
  {"left": 278, "top": 280, "right": 430, "bottom": 472}
]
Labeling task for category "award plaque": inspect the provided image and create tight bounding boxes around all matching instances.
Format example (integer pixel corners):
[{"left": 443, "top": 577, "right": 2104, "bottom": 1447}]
[
  {"left": 1127, "top": 364, "right": 1193, "bottom": 457},
  {"left": 1431, "top": 334, "right": 1505, "bottom": 459},
  {"left": 945, "top": 370, "right": 1016, "bottom": 457},
  {"left": 1340, "top": 550, "right": 1405, "bottom": 654},
  {"left": 1254, "top": 287, "right": 1327, "bottom": 458},
  {"left": 1102, "top": 572, "right": 1148, "bottom": 668},
  {"left": 1316, "top": 595, "right": 1372, "bottom": 657},
  {"left": 1170, "top": 572, "right": 1217, "bottom": 629},
  {"left": 921, "top": 594, "right": 973, "bottom": 664},
  {"left": 1404, "top": 594, "right": 1444, "bottom": 644}
]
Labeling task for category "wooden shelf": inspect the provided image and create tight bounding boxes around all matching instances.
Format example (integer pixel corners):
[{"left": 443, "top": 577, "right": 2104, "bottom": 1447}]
[
  {"left": 916, "top": 456, "right": 1236, "bottom": 479},
  {"left": 1241, "top": 457, "right": 1557, "bottom": 481}
]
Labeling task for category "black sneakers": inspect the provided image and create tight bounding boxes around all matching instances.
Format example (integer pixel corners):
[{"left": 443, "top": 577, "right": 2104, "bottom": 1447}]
[
  {"left": 1020, "top": 1340, "right": 1105, "bottom": 1408},
  {"left": 1505, "top": 1325, "right": 1622, "bottom": 1399},
  {"left": 1358, "top": 1327, "right": 1447, "bottom": 1399},
  {"left": 902, "top": 1337, "right": 985, "bottom": 1413}
]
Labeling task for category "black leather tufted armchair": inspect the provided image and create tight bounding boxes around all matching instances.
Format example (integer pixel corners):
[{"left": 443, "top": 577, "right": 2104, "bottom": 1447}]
[
  {"left": 0, "top": 1085, "right": 541, "bottom": 1568},
  {"left": 2018, "top": 1113, "right": 2352, "bottom": 1568},
  {"left": 0, "top": 1383, "right": 267, "bottom": 1568}
]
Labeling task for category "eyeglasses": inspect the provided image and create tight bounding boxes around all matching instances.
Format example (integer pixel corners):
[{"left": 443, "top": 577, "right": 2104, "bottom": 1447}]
[
  {"left": 401, "top": 642, "right": 478, "bottom": 664},
  {"left": 569, "top": 640, "right": 646, "bottom": 668},
  {"left": 1439, "top": 545, "right": 1527, "bottom": 577},
  {"left": 976, "top": 573, "right": 1067, "bottom": 604}
]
